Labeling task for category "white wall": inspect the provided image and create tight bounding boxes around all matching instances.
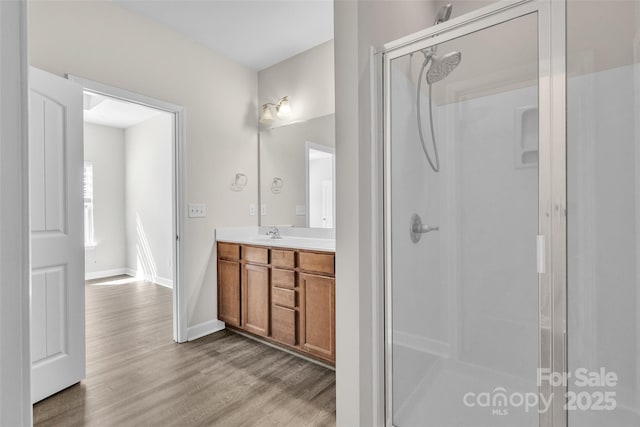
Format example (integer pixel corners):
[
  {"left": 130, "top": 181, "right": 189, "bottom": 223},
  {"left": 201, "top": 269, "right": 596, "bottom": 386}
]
[
  {"left": 0, "top": 0, "right": 31, "bottom": 424},
  {"left": 258, "top": 40, "right": 334, "bottom": 127},
  {"left": 84, "top": 123, "right": 127, "bottom": 275},
  {"left": 257, "top": 41, "right": 335, "bottom": 230},
  {"left": 125, "top": 114, "right": 173, "bottom": 286},
  {"left": 28, "top": 0, "right": 259, "bottom": 329},
  {"left": 334, "top": 1, "right": 439, "bottom": 425},
  {"left": 84, "top": 116, "right": 173, "bottom": 287}
]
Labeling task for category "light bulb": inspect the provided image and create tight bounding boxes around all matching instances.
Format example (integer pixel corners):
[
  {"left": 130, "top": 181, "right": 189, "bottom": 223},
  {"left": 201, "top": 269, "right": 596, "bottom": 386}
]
[
  {"left": 259, "top": 104, "right": 274, "bottom": 124},
  {"left": 276, "top": 97, "right": 292, "bottom": 118}
]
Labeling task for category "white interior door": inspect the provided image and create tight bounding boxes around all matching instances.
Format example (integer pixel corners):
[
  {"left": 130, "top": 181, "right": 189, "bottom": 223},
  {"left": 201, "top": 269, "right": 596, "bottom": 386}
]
[{"left": 29, "top": 67, "right": 85, "bottom": 403}]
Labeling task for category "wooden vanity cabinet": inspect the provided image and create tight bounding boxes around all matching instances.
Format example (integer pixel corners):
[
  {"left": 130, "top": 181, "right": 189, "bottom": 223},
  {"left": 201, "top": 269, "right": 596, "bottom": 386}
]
[
  {"left": 299, "top": 273, "right": 335, "bottom": 361},
  {"left": 217, "top": 243, "right": 241, "bottom": 327},
  {"left": 217, "top": 242, "right": 335, "bottom": 364}
]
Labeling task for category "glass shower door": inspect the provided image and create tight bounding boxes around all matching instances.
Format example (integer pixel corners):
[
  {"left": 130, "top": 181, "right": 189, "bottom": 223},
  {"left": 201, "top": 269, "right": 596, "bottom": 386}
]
[{"left": 385, "top": 12, "right": 542, "bottom": 427}]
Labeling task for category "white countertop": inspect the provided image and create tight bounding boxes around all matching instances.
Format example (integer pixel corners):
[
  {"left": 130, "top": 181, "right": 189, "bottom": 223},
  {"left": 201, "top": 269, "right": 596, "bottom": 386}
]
[{"left": 215, "top": 227, "right": 335, "bottom": 252}]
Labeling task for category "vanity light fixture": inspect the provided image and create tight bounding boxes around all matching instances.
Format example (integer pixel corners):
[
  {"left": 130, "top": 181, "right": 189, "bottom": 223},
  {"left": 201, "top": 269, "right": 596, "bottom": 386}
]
[
  {"left": 275, "top": 96, "right": 291, "bottom": 118},
  {"left": 260, "top": 96, "right": 292, "bottom": 124},
  {"left": 259, "top": 104, "right": 274, "bottom": 124}
]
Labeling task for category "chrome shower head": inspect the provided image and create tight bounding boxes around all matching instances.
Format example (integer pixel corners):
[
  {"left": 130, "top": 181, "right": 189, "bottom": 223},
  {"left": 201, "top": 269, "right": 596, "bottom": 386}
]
[
  {"left": 434, "top": 3, "right": 453, "bottom": 25},
  {"left": 426, "top": 51, "right": 461, "bottom": 84},
  {"left": 429, "top": 4, "right": 453, "bottom": 55}
]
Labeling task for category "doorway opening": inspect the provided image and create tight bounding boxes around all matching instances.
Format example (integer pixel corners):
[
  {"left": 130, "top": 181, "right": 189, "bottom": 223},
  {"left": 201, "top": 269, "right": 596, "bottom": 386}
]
[
  {"left": 305, "top": 141, "right": 335, "bottom": 229},
  {"left": 72, "top": 76, "right": 187, "bottom": 344}
]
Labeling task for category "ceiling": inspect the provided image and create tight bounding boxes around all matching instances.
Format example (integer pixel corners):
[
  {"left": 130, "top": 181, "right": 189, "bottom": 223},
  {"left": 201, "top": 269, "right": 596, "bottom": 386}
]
[
  {"left": 83, "top": 92, "right": 166, "bottom": 129},
  {"left": 114, "top": 0, "right": 334, "bottom": 71}
]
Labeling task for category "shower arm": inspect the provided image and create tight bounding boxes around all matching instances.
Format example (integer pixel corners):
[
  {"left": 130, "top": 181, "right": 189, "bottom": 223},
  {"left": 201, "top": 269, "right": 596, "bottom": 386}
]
[{"left": 412, "top": 223, "right": 439, "bottom": 234}]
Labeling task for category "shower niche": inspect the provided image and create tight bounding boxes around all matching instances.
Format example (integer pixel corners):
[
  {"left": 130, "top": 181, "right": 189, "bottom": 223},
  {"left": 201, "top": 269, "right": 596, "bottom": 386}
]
[{"left": 515, "top": 105, "right": 539, "bottom": 169}]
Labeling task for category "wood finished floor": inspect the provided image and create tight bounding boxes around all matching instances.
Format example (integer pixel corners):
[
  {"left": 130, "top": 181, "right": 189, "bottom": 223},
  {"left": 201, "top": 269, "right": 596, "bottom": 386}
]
[{"left": 33, "top": 276, "right": 336, "bottom": 426}]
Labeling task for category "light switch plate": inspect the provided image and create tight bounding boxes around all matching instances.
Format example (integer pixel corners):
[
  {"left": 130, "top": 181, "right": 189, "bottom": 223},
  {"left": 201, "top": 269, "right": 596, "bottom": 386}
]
[
  {"left": 188, "top": 203, "right": 206, "bottom": 218},
  {"left": 249, "top": 204, "right": 256, "bottom": 216},
  {"left": 295, "top": 205, "right": 306, "bottom": 216},
  {"left": 261, "top": 204, "right": 267, "bottom": 216}
]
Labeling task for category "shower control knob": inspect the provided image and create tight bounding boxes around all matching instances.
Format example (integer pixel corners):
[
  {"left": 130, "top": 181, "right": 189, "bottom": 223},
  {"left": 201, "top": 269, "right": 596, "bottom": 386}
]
[{"left": 410, "top": 213, "right": 439, "bottom": 243}]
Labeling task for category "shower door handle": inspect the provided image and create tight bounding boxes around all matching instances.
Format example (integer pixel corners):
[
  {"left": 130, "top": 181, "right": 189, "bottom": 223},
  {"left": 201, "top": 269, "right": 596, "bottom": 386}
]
[{"left": 410, "top": 213, "right": 439, "bottom": 243}]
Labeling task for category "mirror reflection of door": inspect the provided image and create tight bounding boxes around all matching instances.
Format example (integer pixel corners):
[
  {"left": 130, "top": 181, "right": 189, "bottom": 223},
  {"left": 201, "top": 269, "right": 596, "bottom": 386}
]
[{"left": 306, "top": 142, "right": 335, "bottom": 228}]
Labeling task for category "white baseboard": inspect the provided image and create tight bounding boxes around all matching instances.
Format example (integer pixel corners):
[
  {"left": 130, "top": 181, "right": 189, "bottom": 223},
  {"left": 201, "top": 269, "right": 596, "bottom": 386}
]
[
  {"left": 187, "top": 319, "right": 225, "bottom": 341},
  {"left": 85, "top": 268, "right": 129, "bottom": 281},
  {"left": 153, "top": 276, "right": 173, "bottom": 289},
  {"left": 123, "top": 268, "right": 173, "bottom": 289}
]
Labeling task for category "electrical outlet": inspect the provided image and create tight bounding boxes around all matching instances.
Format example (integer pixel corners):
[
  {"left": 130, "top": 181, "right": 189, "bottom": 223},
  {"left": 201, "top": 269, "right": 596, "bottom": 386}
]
[
  {"left": 249, "top": 204, "right": 256, "bottom": 216},
  {"left": 188, "top": 203, "right": 206, "bottom": 218},
  {"left": 261, "top": 204, "right": 267, "bottom": 216},
  {"left": 295, "top": 205, "right": 306, "bottom": 216}
]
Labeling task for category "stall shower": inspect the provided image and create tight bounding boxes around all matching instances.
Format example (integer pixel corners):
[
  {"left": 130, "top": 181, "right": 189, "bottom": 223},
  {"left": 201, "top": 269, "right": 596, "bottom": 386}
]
[{"left": 382, "top": 1, "right": 640, "bottom": 426}]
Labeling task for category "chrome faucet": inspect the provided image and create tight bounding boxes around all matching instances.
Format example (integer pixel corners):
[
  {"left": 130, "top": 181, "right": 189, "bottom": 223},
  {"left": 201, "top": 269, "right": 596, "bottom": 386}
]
[{"left": 267, "top": 226, "right": 281, "bottom": 239}]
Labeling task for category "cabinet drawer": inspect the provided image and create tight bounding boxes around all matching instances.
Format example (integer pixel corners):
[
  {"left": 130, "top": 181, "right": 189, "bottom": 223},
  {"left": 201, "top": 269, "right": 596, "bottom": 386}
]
[
  {"left": 298, "top": 252, "right": 335, "bottom": 276},
  {"left": 272, "top": 287, "right": 296, "bottom": 308},
  {"left": 243, "top": 246, "right": 269, "bottom": 264},
  {"left": 218, "top": 242, "right": 240, "bottom": 261},
  {"left": 271, "top": 305, "right": 296, "bottom": 346},
  {"left": 271, "top": 249, "right": 295, "bottom": 269},
  {"left": 272, "top": 268, "right": 295, "bottom": 289}
]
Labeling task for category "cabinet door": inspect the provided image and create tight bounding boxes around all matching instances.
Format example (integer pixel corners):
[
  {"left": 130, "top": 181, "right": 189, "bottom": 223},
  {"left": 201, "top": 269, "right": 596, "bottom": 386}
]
[
  {"left": 218, "top": 259, "right": 241, "bottom": 327},
  {"left": 242, "top": 263, "right": 270, "bottom": 336},
  {"left": 272, "top": 305, "right": 297, "bottom": 346},
  {"left": 300, "top": 273, "right": 335, "bottom": 361}
]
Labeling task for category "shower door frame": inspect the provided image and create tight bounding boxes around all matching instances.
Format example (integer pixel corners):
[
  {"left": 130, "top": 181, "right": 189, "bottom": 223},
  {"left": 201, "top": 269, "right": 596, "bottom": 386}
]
[{"left": 379, "top": 0, "right": 568, "bottom": 426}]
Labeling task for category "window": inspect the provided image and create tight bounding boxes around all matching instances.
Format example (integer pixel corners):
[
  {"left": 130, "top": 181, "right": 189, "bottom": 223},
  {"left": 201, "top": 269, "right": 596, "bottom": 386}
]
[{"left": 84, "top": 161, "right": 95, "bottom": 247}]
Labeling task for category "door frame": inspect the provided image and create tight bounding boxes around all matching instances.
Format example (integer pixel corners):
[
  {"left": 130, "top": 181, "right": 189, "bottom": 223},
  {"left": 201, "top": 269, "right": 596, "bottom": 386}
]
[
  {"left": 68, "top": 75, "right": 188, "bottom": 344},
  {"left": 378, "top": 0, "right": 567, "bottom": 425},
  {"left": 0, "top": 0, "right": 32, "bottom": 424},
  {"left": 305, "top": 141, "right": 336, "bottom": 228}
]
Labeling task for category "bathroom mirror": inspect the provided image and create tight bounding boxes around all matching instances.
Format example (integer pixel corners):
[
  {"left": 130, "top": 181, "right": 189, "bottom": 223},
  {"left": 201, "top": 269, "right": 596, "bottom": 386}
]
[{"left": 259, "top": 114, "right": 335, "bottom": 228}]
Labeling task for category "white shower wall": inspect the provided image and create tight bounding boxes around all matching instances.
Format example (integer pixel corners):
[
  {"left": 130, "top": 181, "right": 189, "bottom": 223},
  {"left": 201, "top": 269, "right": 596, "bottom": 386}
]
[
  {"left": 391, "top": 58, "right": 640, "bottom": 424},
  {"left": 391, "top": 64, "right": 539, "bottom": 358},
  {"left": 391, "top": 65, "right": 445, "bottom": 418},
  {"left": 568, "top": 63, "right": 640, "bottom": 425},
  {"left": 391, "top": 56, "right": 539, "bottom": 426}
]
